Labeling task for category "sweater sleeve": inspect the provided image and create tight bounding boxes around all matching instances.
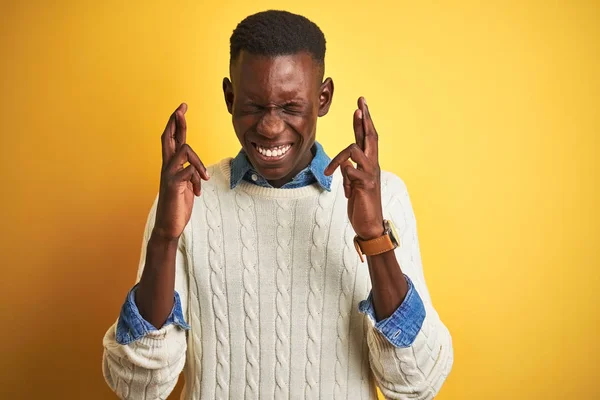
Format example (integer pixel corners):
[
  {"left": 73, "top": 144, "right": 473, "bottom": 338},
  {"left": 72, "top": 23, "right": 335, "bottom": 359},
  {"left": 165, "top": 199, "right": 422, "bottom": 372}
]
[
  {"left": 102, "top": 197, "right": 192, "bottom": 400},
  {"left": 365, "top": 173, "right": 454, "bottom": 399}
]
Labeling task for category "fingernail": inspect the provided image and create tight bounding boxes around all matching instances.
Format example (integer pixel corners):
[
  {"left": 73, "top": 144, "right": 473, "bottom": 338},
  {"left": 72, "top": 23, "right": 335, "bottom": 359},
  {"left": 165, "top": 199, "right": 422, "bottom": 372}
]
[
  {"left": 363, "top": 97, "right": 367, "bottom": 106},
  {"left": 357, "top": 109, "right": 363, "bottom": 119}
]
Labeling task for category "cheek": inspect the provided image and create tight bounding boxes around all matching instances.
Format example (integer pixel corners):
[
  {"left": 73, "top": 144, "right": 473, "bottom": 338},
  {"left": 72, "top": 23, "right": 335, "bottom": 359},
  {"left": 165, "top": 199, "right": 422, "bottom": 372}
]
[
  {"left": 233, "top": 115, "right": 259, "bottom": 138},
  {"left": 292, "top": 115, "right": 316, "bottom": 138}
]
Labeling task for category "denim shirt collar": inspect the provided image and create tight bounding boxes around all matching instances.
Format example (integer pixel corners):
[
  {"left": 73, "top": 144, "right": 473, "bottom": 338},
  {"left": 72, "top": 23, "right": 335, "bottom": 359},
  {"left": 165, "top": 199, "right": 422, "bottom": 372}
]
[{"left": 230, "top": 141, "right": 332, "bottom": 191}]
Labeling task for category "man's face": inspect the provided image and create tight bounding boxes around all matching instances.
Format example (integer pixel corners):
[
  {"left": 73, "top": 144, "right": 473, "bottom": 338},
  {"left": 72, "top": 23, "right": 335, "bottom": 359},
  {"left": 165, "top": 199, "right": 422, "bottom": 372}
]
[{"left": 224, "top": 51, "right": 333, "bottom": 187}]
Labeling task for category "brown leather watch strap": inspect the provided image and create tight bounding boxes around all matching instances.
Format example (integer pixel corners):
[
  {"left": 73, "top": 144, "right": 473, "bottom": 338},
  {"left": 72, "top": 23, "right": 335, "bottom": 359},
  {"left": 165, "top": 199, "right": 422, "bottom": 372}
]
[{"left": 354, "top": 234, "right": 396, "bottom": 262}]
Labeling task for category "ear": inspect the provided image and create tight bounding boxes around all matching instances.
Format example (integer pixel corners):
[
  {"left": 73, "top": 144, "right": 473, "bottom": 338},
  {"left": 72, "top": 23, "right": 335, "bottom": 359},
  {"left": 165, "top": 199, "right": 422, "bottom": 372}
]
[
  {"left": 318, "top": 77, "right": 334, "bottom": 117},
  {"left": 223, "top": 77, "right": 234, "bottom": 115}
]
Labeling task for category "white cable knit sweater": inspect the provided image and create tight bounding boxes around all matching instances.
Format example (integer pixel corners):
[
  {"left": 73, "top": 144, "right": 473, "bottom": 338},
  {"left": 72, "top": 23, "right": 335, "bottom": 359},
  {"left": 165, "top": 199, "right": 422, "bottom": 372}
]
[{"left": 102, "top": 158, "right": 453, "bottom": 400}]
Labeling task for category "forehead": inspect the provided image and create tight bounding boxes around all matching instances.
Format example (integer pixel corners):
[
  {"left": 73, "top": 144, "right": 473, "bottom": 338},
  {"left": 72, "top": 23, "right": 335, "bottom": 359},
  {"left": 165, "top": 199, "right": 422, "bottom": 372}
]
[{"left": 231, "top": 51, "right": 319, "bottom": 101}]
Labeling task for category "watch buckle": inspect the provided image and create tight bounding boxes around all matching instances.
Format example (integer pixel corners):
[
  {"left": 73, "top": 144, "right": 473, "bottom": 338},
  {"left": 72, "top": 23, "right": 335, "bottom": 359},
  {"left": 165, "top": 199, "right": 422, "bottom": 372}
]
[{"left": 353, "top": 236, "right": 365, "bottom": 263}]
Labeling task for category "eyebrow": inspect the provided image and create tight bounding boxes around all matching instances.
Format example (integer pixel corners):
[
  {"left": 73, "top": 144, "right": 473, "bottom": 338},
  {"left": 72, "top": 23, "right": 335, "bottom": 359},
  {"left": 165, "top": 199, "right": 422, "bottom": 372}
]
[{"left": 242, "top": 99, "right": 308, "bottom": 106}]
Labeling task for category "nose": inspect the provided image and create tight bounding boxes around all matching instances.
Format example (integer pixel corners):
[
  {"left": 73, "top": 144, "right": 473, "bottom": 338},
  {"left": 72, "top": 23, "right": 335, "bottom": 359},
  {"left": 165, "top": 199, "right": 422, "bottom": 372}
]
[{"left": 256, "top": 109, "right": 285, "bottom": 138}]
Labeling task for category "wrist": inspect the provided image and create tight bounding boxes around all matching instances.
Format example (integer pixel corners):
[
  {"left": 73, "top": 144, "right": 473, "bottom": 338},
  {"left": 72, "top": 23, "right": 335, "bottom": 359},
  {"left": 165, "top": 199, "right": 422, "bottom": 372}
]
[
  {"left": 357, "top": 220, "right": 385, "bottom": 241},
  {"left": 354, "top": 219, "right": 399, "bottom": 262},
  {"left": 150, "top": 228, "right": 180, "bottom": 245}
]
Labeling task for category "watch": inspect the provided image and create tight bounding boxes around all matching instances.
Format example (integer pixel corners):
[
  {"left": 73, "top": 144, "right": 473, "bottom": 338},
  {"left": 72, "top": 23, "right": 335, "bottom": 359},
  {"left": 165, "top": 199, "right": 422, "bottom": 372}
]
[{"left": 353, "top": 219, "right": 400, "bottom": 262}]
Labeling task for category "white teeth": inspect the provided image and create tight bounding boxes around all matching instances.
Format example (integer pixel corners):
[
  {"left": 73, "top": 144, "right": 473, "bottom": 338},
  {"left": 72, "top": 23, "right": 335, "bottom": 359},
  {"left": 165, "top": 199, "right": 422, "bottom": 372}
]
[{"left": 255, "top": 144, "right": 292, "bottom": 157}]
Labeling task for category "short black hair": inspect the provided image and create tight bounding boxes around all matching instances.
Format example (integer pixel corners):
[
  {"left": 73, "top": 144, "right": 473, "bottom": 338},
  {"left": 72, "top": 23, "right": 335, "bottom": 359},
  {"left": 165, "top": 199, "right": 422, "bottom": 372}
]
[{"left": 229, "top": 10, "right": 326, "bottom": 68}]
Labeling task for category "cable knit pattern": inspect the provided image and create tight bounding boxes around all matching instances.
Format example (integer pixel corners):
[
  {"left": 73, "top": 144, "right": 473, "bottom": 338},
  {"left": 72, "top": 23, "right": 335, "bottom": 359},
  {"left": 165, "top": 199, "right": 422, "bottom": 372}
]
[
  {"left": 203, "top": 183, "right": 230, "bottom": 400},
  {"left": 305, "top": 188, "right": 335, "bottom": 399},
  {"left": 333, "top": 218, "right": 356, "bottom": 399},
  {"left": 187, "top": 273, "right": 203, "bottom": 399},
  {"left": 101, "top": 159, "right": 453, "bottom": 400},
  {"left": 274, "top": 199, "right": 294, "bottom": 398},
  {"left": 235, "top": 189, "right": 261, "bottom": 400},
  {"left": 188, "top": 199, "right": 203, "bottom": 399}
]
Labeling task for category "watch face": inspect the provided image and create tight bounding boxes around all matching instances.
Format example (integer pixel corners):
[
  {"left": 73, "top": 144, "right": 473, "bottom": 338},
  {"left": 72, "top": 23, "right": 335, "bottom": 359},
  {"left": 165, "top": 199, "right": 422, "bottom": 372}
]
[{"left": 384, "top": 219, "right": 400, "bottom": 247}]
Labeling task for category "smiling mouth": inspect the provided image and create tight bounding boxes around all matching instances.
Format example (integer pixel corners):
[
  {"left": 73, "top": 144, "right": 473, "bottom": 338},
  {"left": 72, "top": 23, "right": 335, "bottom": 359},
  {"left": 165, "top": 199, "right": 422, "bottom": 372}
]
[{"left": 251, "top": 142, "right": 294, "bottom": 162}]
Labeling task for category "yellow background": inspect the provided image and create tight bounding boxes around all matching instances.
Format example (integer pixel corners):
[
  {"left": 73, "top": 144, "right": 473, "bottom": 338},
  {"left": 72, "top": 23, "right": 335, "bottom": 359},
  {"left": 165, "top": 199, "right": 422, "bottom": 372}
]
[{"left": 1, "top": 0, "right": 598, "bottom": 399}]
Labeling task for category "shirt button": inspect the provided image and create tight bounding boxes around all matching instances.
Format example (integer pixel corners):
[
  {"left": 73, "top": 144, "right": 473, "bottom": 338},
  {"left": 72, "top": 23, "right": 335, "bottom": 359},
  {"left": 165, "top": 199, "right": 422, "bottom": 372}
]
[{"left": 251, "top": 174, "right": 258, "bottom": 181}]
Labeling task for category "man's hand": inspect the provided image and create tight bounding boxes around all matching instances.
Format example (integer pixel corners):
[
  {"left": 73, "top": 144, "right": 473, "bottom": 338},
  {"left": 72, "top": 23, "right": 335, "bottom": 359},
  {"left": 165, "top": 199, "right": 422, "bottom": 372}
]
[
  {"left": 325, "top": 97, "right": 384, "bottom": 240},
  {"left": 154, "top": 103, "right": 209, "bottom": 241},
  {"left": 326, "top": 97, "right": 408, "bottom": 320},
  {"left": 136, "top": 103, "right": 209, "bottom": 328}
]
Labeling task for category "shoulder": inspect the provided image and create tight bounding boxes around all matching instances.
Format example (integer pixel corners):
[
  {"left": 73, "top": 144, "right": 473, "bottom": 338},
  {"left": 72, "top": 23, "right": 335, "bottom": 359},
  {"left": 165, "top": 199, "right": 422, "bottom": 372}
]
[
  {"left": 380, "top": 170, "right": 418, "bottom": 232},
  {"left": 198, "top": 158, "right": 233, "bottom": 194},
  {"left": 380, "top": 170, "right": 409, "bottom": 198},
  {"left": 208, "top": 157, "right": 232, "bottom": 182}
]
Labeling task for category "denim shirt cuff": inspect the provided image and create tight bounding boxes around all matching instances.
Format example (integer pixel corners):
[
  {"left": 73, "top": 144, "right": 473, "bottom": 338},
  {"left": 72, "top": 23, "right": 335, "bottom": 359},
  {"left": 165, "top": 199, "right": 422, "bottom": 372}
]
[
  {"left": 358, "top": 274, "right": 426, "bottom": 348},
  {"left": 116, "top": 284, "right": 190, "bottom": 345}
]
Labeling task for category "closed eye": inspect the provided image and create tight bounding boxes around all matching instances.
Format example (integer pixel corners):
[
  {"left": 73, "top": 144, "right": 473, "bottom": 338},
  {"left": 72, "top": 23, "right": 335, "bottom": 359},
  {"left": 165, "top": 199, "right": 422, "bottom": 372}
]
[
  {"left": 239, "top": 101, "right": 306, "bottom": 115},
  {"left": 282, "top": 102, "right": 305, "bottom": 115},
  {"left": 283, "top": 107, "right": 302, "bottom": 115},
  {"left": 240, "top": 104, "right": 263, "bottom": 115}
]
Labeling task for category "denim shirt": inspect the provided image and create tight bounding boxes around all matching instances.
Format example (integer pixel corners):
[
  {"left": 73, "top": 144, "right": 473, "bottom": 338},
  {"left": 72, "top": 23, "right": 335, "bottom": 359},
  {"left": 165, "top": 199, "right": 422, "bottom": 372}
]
[{"left": 116, "top": 141, "right": 426, "bottom": 347}]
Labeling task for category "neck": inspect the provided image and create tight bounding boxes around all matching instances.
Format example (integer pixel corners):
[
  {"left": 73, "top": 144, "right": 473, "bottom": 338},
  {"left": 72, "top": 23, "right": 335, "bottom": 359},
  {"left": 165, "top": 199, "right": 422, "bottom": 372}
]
[{"left": 268, "top": 145, "right": 315, "bottom": 188}]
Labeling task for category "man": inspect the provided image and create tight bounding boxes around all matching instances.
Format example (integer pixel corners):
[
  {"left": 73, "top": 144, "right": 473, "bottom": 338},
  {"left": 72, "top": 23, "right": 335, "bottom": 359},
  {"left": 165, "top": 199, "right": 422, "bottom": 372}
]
[{"left": 103, "top": 10, "right": 453, "bottom": 400}]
